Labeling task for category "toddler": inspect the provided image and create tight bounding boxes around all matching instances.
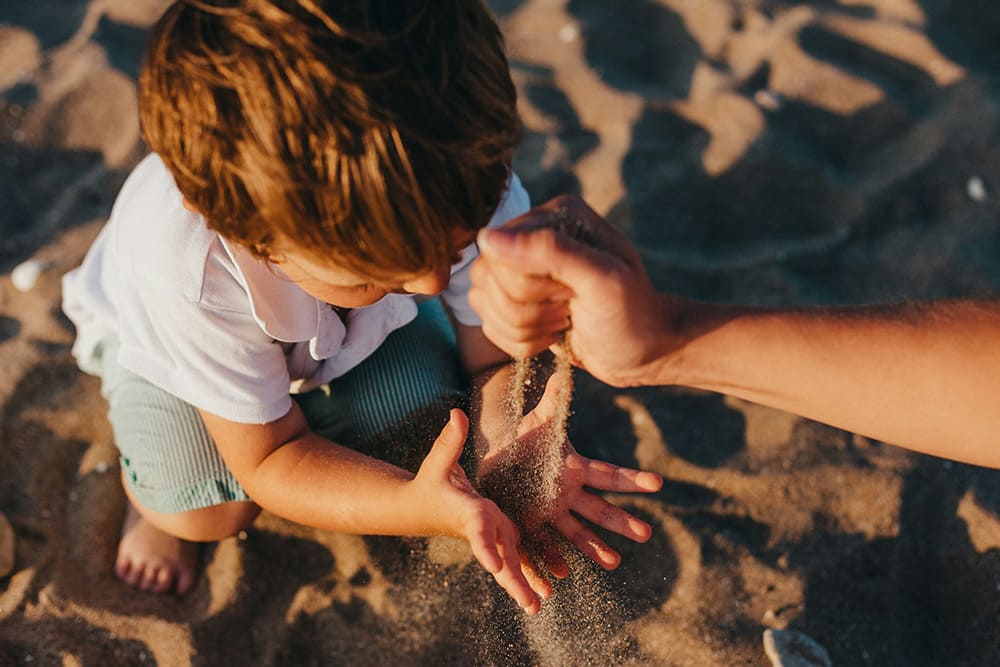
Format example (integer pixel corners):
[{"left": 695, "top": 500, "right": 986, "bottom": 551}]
[{"left": 63, "top": 0, "right": 661, "bottom": 614}]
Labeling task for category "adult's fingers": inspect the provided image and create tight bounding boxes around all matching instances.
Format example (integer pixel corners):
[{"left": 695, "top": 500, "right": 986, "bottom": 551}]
[
  {"left": 469, "top": 264, "right": 571, "bottom": 340},
  {"left": 470, "top": 249, "right": 573, "bottom": 306},
  {"left": 477, "top": 223, "right": 624, "bottom": 299}
]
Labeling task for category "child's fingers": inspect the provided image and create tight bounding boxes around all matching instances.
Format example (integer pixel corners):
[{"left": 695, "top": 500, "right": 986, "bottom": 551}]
[
  {"left": 541, "top": 544, "right": 570, "bottom": 580},
  {"left": 552, "top": 513, "right": 622, "bottom": 571},
  {"left": 579, "top": 457, "right": 663, "bottom": 493},
  {"left": 525, "top": 372, "right": 566, "bottom": 428},
  {"left": 570, "top": 493, "right": 653, "bottom": 543},
  {"left": 490, "top": 544, "right": 541, "bottom": 614},
  {"left": 418, "top": 409, "right": 469, "bottom": 477},
  {"left": 467, "top": 512, "right": 541, "bottom": 613},
  {"left": 519, "top": 551, "right": 554, "bottom": 600},
  {"left": 467, "top": 520, "right": 503, "bottom": 574}
]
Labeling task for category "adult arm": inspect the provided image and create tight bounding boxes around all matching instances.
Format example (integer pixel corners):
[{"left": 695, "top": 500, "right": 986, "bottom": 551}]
[{"left": 469, "top": 195, "right": 1000, "bottom": 467}]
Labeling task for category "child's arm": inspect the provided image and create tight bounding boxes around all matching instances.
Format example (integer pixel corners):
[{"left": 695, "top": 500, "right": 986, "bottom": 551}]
[
  {"left": 198, "top": 403, "right": 545, "bottom": 614},
  {"left": 455, "top": 323, "right": 663, "bottom": 575}
]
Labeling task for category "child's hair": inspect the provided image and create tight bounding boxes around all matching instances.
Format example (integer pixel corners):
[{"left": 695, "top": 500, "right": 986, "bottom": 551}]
[{"left": 139, "top": 0, "right": 520, "bottom": 281}]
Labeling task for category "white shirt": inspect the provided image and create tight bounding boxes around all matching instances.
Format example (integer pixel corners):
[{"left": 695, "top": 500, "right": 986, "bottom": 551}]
[{"left": 62, "top": 154, "right": 530, "bottom": 424}]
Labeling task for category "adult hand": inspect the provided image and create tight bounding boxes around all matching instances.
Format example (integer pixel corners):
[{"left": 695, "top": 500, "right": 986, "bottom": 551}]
[{"left": 470, "top": 195, "right": 680, "bottom": 388}]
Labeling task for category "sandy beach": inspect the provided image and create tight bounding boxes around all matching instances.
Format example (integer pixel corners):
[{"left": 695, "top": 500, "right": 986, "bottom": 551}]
[{"left": 2, "top": 1, "right": 1000, "bottom": 664}]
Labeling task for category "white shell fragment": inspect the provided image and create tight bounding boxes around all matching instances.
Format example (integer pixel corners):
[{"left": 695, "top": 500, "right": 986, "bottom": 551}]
[
  {"left": 967, "top": 176, "right": 987, "bottom": 203},
  {"left": 763, "top": 629, "right": 832, "bottom": 667},
  {"left": 558, "top": 22, "right": 579, "bottom": 43},
  {"left": 11, "top": 259, "right": 45, "bottom": 292},
  {"left": 754, "top": 89, "right": 783, "bottom": 112}
]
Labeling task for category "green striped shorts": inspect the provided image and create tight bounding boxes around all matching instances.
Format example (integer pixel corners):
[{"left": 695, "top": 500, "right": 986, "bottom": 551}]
[{"left": 95, "top": 300, "right": 467, "bottom": 514}]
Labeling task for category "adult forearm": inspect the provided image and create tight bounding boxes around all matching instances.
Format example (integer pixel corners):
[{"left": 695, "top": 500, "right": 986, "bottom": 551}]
[{"left": 666, "top": 299, "right": 1000, "bottom": 466}]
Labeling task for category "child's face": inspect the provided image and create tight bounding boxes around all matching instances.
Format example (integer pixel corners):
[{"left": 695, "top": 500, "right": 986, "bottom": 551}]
[{"left": 273, "top": 228, "right": 478, "bottom": 308}]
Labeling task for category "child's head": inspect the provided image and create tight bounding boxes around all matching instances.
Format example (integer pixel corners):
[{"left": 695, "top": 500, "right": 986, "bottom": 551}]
[{"left": 140, "top": 0, "right": 520, "bottom": 291}]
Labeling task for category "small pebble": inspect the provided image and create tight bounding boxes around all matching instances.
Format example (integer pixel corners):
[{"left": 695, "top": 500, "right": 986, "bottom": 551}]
[
  {"left": 558, "top": 22, "right": 579, "bottom": 43},
  {"left": 967, "top": 176, "right": 987, "bottom": 202},
  {"left": 754, "top": 89, "right": 783, "bottom": 112},
  {"left": 11, "top": 259, "right": 45, "bottom": 292},
  {"left": 763, "top": 628, "right": 832, "bottom": 667},
  {"left": 0, "top": 513, "right": 15, "bottom": 578}
]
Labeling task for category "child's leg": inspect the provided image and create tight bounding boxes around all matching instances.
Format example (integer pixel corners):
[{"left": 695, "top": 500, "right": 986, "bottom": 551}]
[
  {"left": 295, "top": 299, "right": 468, "bottom": 471},
  {"left": 95, "top": 338, "right": 259, "bottom": 594}
]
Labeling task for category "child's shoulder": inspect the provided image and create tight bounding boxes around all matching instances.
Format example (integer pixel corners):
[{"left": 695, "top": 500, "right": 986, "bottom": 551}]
[
  {"left": 493, "top": 172, "right": 530, "bottom": 225},
  {"left": 109, "top": 154, "right": 230, "bottom": 303}
]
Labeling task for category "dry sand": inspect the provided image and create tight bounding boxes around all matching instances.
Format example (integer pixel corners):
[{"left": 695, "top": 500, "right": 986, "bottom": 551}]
[{"left": 3, "top": 1, "right": 1000, "bottom": 665}]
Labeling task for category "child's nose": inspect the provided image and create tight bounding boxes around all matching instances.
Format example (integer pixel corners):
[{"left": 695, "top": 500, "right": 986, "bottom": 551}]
[{"left": 401, "top": 266, "right": 450, "bottom": 295}]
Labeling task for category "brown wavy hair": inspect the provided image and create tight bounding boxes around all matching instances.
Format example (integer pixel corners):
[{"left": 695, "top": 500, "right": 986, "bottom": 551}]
[{"left": 139, "top": 0, "right": 520, "bottom": 280}]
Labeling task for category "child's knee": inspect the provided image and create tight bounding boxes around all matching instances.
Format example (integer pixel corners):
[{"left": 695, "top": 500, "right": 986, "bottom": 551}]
[{"left": 126, "top": 481, "right": 259, "bottom": 542}]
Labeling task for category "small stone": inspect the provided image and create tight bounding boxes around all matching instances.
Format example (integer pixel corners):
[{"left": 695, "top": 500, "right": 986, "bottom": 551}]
[
  {"left": 754, "top": 89, "right": 783, "bottom": 112},
  {"left": 10, "top": 259, "right": 45, "bottom": 292},
  {"left": 967, "top": 176, "right": 987, "bottom": 202},
  {"left": 558, "top": 22, "right": 579, "bottom": 43},
  {"left": 0, "top": 513, "right": 15, "bottom": 578},
  {"left": 763, "top": 628, "right": 832, "bottom": 667}
]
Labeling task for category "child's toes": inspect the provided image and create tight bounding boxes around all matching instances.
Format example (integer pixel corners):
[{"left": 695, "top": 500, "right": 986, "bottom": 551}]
[
  {"left": 138, "top": 565, "right": 160, "bottom": 591},
  {"left": 149, "top": 566, "right": 175, "bottom": 594},
  {"left": 122, "top": 562, "right": 146, "bottom": 588},
  {"left": 115, "top": 556, "right": 133, "bottom": 580},
  {"left": 175, "top": 567, "right": 195, "bottom": 595}
]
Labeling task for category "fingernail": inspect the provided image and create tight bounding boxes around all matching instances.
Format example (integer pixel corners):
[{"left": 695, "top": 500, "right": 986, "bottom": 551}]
[{"left": 477, "top": 227, "right": 514, "bottom": 254}]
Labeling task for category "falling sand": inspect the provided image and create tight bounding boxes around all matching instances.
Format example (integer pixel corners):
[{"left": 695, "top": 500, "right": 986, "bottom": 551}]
[
  {"left": 474, "top": 211, "right": 638, "bottom": 664},
  {"left": 480, "top": 204, "right": 597, "bottom": 555}
]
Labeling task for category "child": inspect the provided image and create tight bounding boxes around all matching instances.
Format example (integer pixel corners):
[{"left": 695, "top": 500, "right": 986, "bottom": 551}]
[{"left": 62, "top": 0, "right": 662, "bottom": 614}]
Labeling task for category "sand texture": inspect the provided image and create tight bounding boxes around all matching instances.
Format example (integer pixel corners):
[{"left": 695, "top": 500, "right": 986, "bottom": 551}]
[{"left": 3, "top": 1, "right": 1000, "bottom": 665}]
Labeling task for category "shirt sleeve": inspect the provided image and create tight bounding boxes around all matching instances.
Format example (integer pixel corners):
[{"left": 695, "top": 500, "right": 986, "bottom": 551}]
[
  {"left": 440, "top": 172, "right": 531, "bottom": 326},
  {"left": 115, "top": 250, "right": 294, "bottom": 425}
]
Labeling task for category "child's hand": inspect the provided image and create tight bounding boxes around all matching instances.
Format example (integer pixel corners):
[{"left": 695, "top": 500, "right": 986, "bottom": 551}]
[
  {"left": 480, "top": 374, "right": 663, "bottom": 577},
  {"left": 411, "top": 409, "right": 550, "bottom": 614}
]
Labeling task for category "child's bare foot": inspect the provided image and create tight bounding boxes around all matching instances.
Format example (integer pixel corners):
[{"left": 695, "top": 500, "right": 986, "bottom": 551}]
[{"left": 116, "top": 500, "right": 199, "bottom": 594}]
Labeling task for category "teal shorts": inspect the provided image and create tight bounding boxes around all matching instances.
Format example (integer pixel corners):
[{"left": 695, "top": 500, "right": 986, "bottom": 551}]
[{"left": 95, "top": 300, "right": 467, "bottom": 514}]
